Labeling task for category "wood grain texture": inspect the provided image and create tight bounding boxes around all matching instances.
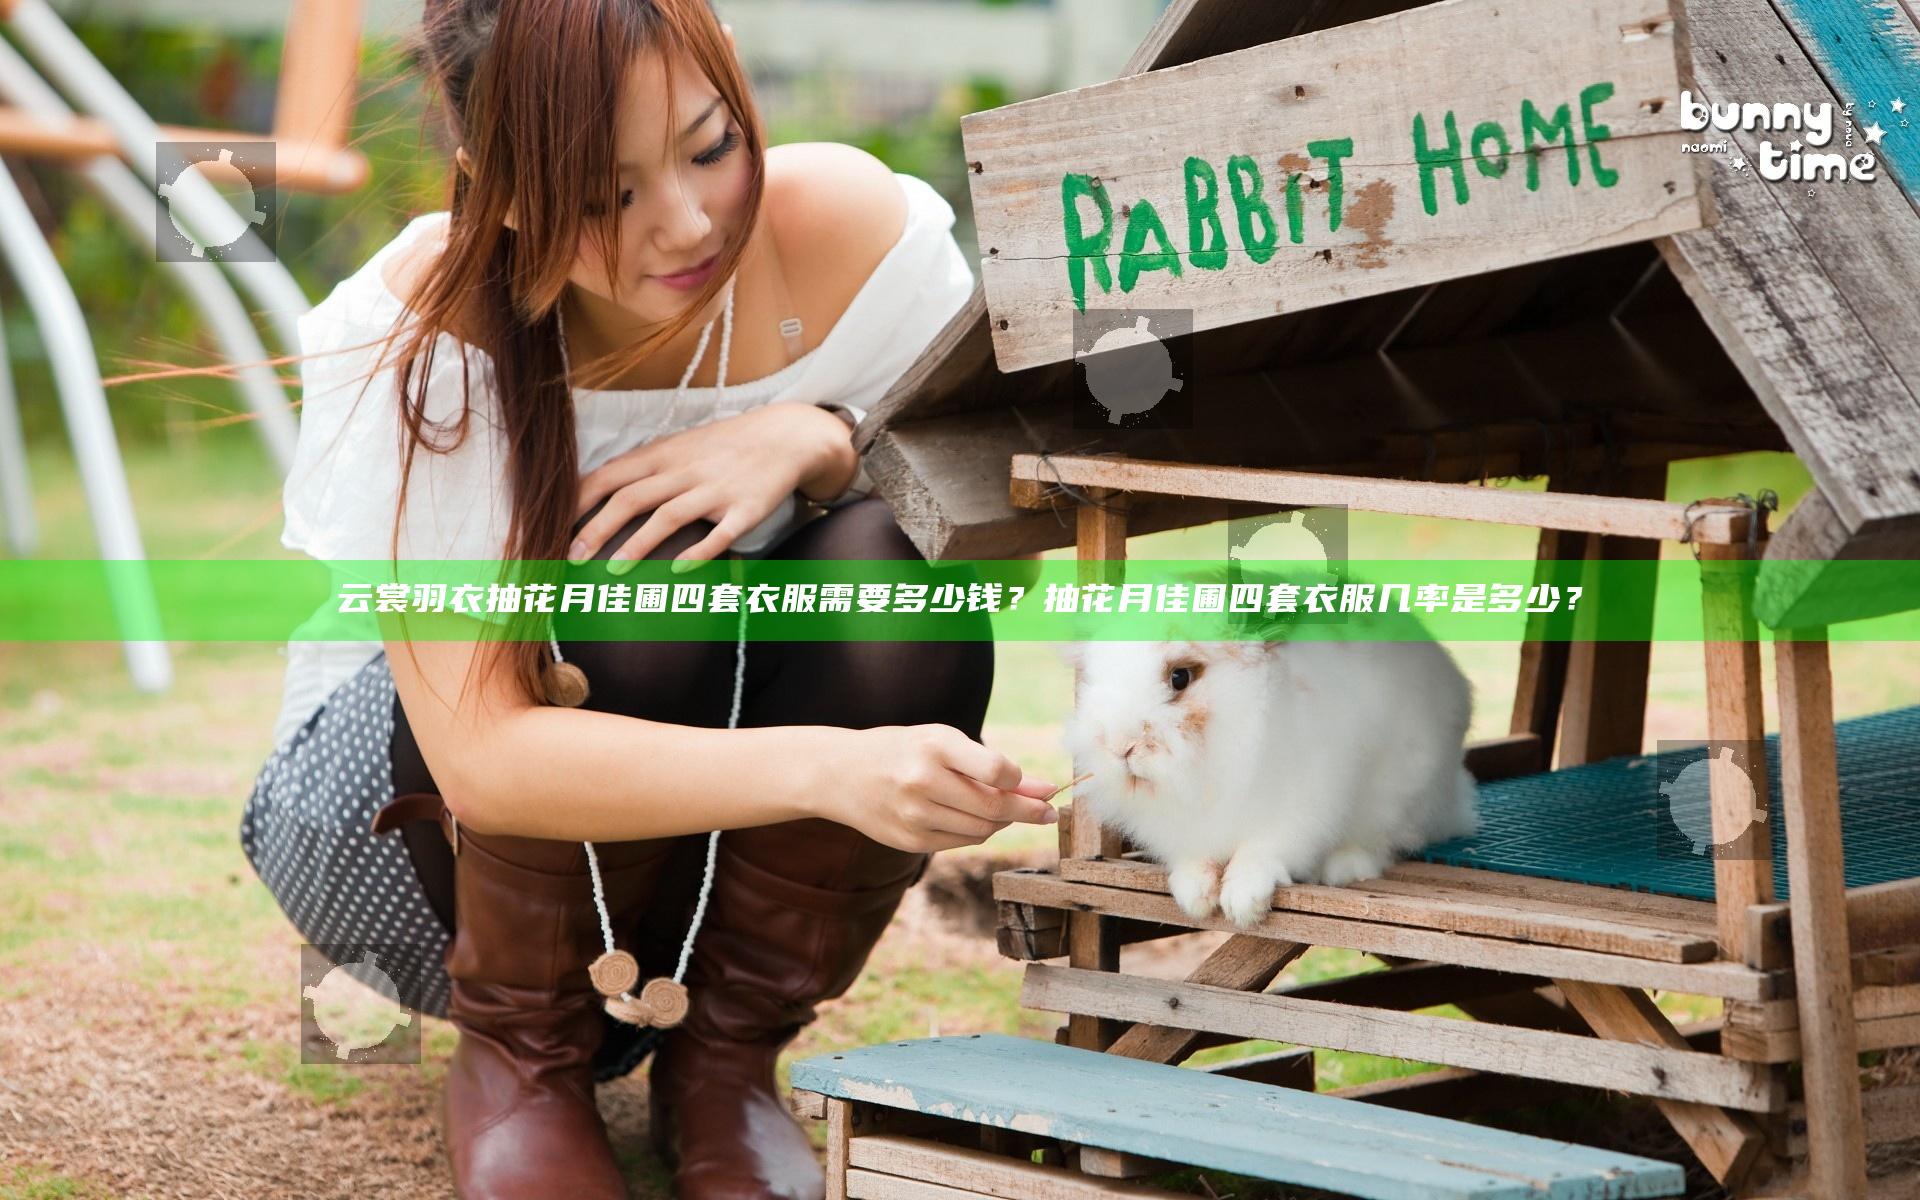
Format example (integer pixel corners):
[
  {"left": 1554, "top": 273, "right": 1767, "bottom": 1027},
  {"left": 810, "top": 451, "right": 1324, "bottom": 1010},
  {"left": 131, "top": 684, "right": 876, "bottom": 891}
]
[
  {"left": 1557, "top": 979, "right": 1770, "bottom": 1186},
  {"left": 1009, "top": 453, "right": 1754, "bottom": 542},
  {"left": 1772, "top": 634, "right": 1869, "bottom": 1197},
  {"left": 800, "top": 1032, "right": 1692, "bottom": 1196},
  {"left": 993, "top": 867, "right": 1782, "bottom": 1000},
  {"left": 1023, "top": 965, "right": 1782, "bottom": 1111},
  {"left": 1657, "top": 0, "right": 1920, "bottom": 538}
]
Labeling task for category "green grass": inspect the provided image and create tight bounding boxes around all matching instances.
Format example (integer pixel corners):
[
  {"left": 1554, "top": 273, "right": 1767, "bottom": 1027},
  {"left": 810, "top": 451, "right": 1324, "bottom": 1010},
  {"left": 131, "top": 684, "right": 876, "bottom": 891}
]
[{"left": 0, "top": 1166, "right": 116, "bottom": 1200}]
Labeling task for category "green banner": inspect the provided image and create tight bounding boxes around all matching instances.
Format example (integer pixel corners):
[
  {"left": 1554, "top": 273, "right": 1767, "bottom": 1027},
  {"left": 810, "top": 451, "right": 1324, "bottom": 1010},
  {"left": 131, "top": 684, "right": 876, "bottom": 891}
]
[{"left": 1, "top": 557, "right": 1917, "bottom": 642}]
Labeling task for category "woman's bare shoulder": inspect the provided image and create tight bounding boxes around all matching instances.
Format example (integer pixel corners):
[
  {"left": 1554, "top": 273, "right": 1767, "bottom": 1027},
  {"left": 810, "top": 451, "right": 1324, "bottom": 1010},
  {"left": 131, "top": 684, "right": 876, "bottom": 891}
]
[
  {"left": 764, "top": 143, "right": 910, "bottom": 327},
  {"left": 379, "top": 224, "right": 447, "bottom": 312},
  {"left": 378, "top": 220, "right": 489, "bottom": 344}
]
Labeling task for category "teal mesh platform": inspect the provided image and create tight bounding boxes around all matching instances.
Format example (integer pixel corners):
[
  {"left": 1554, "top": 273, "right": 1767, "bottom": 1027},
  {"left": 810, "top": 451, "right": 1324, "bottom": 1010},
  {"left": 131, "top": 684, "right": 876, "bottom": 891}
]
[{"left": 1418, "top": 704, "right": 1920, "bottom": 900}]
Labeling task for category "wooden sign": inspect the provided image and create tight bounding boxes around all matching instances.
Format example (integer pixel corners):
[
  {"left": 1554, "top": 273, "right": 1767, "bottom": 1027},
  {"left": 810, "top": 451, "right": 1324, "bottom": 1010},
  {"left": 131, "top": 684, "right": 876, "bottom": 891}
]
[{"left": 961, "top": 0, "right": 1713, "bottom": 373}]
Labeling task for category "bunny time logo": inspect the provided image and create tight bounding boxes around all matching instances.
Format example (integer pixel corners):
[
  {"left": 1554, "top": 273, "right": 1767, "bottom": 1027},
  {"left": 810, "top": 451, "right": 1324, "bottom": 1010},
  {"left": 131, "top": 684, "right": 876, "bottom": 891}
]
[
  {"left": 154, "top": 141, "right": 278, "bottom": 262},
  {"left": 1071, "top": 308, "right": 1193, "bottom": 431},
  {"left": 300, "top": 943, "right": 422, "bottom": 1065},
  {"left": 1652, "top": 741, "right": 1769, "bottom": 864}
]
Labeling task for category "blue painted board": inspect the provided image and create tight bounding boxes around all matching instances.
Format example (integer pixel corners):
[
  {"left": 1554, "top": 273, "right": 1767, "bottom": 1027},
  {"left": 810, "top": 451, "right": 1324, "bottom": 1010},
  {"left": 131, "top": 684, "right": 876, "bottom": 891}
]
[
  {"left": 1773, "top": 0, "right": 1920, "bottom": 207},
  {"left": 792, "top": 1033, "right": 1685, "bottom": 1200}
]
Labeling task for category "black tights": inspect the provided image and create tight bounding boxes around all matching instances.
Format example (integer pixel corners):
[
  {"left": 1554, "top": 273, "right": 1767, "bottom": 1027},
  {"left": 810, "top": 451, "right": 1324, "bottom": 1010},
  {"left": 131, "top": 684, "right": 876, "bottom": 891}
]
[{"left": 389, "top": 495, "right": 996, "bottom": 939}]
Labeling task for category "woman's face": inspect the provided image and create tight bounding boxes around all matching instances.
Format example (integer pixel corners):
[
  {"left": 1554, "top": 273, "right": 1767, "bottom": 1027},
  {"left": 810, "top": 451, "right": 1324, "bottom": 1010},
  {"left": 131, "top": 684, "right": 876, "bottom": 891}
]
[{"left": 567, "top": 46, "right": 752, "bottom": 326}]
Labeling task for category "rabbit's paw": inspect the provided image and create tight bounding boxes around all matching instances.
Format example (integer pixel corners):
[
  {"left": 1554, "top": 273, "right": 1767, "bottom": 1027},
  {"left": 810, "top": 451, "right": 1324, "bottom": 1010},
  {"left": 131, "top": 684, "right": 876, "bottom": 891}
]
[
  {"left": 1319, "top": 845, "right": 1389, "bottom": 888},
  {"left": 1167, "top": 859, "right": 1224, "bottom": 920},
  {"left": 1218, "top": 858, "right": 1290, "bottom": 927}
]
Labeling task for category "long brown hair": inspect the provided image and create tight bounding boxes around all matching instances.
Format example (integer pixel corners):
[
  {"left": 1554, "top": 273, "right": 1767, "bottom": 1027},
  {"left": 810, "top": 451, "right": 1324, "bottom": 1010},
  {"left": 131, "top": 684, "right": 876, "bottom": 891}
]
[{"left": 392, "top": 0, "right": 766, "bottom": 707}]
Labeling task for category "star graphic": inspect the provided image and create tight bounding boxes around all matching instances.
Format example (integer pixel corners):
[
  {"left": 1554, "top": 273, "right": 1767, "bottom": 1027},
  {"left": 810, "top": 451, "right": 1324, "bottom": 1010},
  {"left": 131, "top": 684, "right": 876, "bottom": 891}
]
[
  {"left": 1790, "top": 139, "right": 1803, "bottom": 152},
  {"left": 1731, "top": 157, "right": 1747, "bottom": 170},
  {"left": 1893, "top": 98, "right": 1907, "bottom": 114},
  {"left": 1865, "top": 123, "right": 1887, "bottom": 145}
]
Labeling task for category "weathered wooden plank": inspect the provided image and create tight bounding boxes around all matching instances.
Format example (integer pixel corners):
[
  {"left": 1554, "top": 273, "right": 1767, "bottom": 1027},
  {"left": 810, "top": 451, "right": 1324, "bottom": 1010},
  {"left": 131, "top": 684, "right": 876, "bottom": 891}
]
[
  {"left": 1022, "top": 966, "right": 1782, "bottom": 1113},
  {"left": 963, "top": 0, "right": 1710, "bottom": 373},
  {"left": 1382, "top": 861, "right": 1719, "bottom": 926},
  {"left": 1558, "top": 465, "right": 1667, "bottom": 766},
  {"left": 1058, "top": 855, "right": 1719, "bottom": 962},
  {"left": 1008, "top": 453, "right": 1754, "bottom": 542},
  {"left": 1700, "top": 539, "right": 1776, "bottom": 961},
  {"left": 800, "top": 1033, "right": 1691, "bottom": 1197},
  {"left": 1657, "top": 0, "right": 1920, "bottom": 537},
  {"left": 1106, "top": 935, "right": 1304, "bottom": 1063},
  {"left": 1770, "top": 0, "right": 1920, "bottom": 206},
  {"left": 829, "top": 1098, "right": 853, "bottom": 1200},
  {"left": 848, "top": 1135, "right": 1189, "bottom": 1200},
  {"left": 1773, "top": 633, "right": 1869, "bottom": 1196},
  {"left": 1756, "top": 487, "right": 1920, "bottom": 628},
  {"left": 1556, "top": 979, "right": 1770, "bottom": 1187},
  {"left": 993, "top": 867, "right": 1783, "bottom": 1000}
]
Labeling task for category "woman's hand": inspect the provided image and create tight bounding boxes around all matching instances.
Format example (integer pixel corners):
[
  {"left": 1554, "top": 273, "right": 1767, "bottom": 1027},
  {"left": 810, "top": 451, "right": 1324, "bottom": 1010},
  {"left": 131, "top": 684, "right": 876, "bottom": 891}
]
[
  {"left": 814, "top": 724, "right": 1060, "bottom": 854},
  {"left": 570, "top": 403, "right": 857, "bottom": 571}
]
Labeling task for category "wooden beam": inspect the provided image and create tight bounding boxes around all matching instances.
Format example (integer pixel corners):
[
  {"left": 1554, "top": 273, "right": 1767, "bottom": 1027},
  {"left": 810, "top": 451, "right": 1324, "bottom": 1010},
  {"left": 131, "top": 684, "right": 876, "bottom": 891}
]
[
  {"left": 1066, "top": 491, "right": 1129, "bottom": 1052},
  {"left": 1106, "top": 935, "right": 1304, "bottom": 1064},
  {"left": 1773, "top": 632, "right": 1869, "bottom": 1197},
  {"left": 1059, "top": 855, "right": 1720, "bottom": 963},
  {"left": 994, "top": 869, "right": 1782, "bottom": 1001},
  {"left": 1700, "top": 539, "right": 1775, "bottom": 962},
  {"left": 1023, "top": 964, "right": 1784, "bottom": 1111},
  {"left": 1557, "top": 464, "right": 1667, "bottom": 766},
  {"left": 1654, "top": 0, "right": 1920, "bottom": 543},
  {"left": 1009, "top": 454, "right": 1754, "bottom": 543},
  {"left": 1557, "top": 979, "right": 1769, "bottom": 1188},
  {"left": 0, "top": 108, "right": 367, "bottom": 193}
]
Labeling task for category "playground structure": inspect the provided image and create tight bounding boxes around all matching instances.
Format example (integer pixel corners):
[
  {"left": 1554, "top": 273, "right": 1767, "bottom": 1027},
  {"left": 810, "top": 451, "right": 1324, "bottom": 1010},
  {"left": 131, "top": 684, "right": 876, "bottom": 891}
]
[
  {"left": 793, "top": 0, "right": 1920, "bottom": 1196},
  {"left": 0, "top": 0, "right": 366, "bottom": 689}
]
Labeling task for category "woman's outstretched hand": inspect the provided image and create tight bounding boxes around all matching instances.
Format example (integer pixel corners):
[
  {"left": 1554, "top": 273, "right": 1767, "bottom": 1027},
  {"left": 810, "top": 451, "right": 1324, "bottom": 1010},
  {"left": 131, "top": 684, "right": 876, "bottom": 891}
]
[
  {"left": 569, "top": 403, "right": 857, "bottom": 571},
  {"left": 816, "top": 724, "right": 1060, "bottom": 854}
]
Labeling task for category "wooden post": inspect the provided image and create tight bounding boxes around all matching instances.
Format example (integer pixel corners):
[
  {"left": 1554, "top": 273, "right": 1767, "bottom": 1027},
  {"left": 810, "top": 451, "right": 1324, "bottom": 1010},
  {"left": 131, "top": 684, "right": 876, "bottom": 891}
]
[
  {"left": 1067, "top": 487, "right": 1129, "bottom": 1051},
  {"left": 1773, "top": 631, "right": 1868, "bottom": 1199},
  {"left": 824, "top": 1097, "right": 851, "bottom": 1200},
  {"left": 1557, "top": 465, "right": 1667, "bottom": 766},
  {"left": 1699, "top": 539, "right": 1774, "bottom": 962}
]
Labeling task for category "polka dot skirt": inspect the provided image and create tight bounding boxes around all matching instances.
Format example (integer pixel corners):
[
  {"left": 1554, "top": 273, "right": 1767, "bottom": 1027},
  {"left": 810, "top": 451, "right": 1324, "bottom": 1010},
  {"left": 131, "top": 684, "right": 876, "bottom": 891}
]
[
  {"left": 238, "top": 650, "right": 660, "bottom": 1082},
  {"left": 239, "top": 651, "right": 452, "bottom": 1019}
]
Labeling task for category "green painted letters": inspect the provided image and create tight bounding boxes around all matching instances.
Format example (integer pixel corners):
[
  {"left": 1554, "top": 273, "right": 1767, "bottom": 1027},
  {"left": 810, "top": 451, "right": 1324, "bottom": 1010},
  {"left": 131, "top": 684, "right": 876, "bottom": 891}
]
[
  {"left": 1413, "top": 110, "right": 1469, "bottom": 214},
  {"left": 1227, "top": 155, "right": 1278, "bottom": 265},
  {"left": 1061, "top": 173, "right": 1114, "bottom": 311},
  {"left": 1184, "top": 157, "right": 1229, "bottom": 270}
]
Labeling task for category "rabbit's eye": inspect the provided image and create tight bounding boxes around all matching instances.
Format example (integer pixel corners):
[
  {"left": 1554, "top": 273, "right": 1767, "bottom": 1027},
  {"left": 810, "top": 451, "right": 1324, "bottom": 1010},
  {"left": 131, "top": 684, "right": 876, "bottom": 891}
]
[{"left": 1169, "top": 665, "right": 1195, "bottom": 692}]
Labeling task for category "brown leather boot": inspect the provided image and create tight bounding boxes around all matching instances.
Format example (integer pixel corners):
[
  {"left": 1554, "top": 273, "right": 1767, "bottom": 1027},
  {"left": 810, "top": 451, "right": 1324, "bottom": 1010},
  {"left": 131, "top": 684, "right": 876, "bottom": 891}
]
[
  {"left": 381, "top": 793, "right": 676, "bottom": 1199},
  {"left": 645, "top": 819, "right": 928, "bottom": 1200}
]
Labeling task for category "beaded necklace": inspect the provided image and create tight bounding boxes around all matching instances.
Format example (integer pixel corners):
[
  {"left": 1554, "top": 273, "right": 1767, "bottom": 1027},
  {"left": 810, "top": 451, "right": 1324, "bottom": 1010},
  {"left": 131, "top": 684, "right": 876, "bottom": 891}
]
[{"left": 544, "top": 280, "right": 744, "bottom": 1029}]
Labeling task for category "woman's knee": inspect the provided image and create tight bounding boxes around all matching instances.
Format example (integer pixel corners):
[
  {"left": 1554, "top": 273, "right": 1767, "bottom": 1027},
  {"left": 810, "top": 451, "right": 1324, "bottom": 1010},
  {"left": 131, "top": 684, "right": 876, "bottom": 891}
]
[{"left": 553, "top": 496, "right": 738, "bottom": 724}]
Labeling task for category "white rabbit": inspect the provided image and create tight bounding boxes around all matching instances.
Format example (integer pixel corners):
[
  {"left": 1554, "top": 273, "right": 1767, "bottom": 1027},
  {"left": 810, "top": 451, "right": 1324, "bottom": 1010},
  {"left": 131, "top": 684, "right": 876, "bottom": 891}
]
[{"left": 1059, "top": 591, "right": 1480, "bottom": 928}]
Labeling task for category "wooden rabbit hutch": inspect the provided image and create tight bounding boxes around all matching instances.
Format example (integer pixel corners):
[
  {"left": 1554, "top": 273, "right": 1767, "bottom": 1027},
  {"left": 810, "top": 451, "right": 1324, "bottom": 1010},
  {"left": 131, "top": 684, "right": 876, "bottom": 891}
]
[{"left": 789, "top": 0, "right": 1920, "bottom": 1196}]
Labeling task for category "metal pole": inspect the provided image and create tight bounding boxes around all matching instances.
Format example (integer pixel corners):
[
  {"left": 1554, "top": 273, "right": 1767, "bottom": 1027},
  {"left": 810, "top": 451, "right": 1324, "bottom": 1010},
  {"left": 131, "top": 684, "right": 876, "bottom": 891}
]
[
  {"left": 0, "top": 155, "right": 171, "bottom": 690},
  {"left": 7, "top": 0, "right": 311, "bottom": 355},
  {"left": 0, "top": 33, "right": 298, "bottom": 472}
]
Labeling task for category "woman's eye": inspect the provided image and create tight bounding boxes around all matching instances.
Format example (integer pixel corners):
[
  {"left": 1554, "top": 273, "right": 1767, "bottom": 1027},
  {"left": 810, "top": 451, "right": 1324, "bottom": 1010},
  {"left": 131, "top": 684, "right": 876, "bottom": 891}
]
[
  {"left": 585, "top": 189, "right": 636, "bottom": 218},
  {"left": 1169, "top": 666, "right": 1193, "bottom": 692},
  {"left": 694, "top": 128, "right": 741, "bottom": 168}
]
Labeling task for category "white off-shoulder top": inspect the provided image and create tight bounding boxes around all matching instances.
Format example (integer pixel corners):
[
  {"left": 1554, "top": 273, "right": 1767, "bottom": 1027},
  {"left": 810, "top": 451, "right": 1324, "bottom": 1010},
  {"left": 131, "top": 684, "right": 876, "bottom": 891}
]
[{"left": 268, "top": 170, "right": 975, "bottom": 751}]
